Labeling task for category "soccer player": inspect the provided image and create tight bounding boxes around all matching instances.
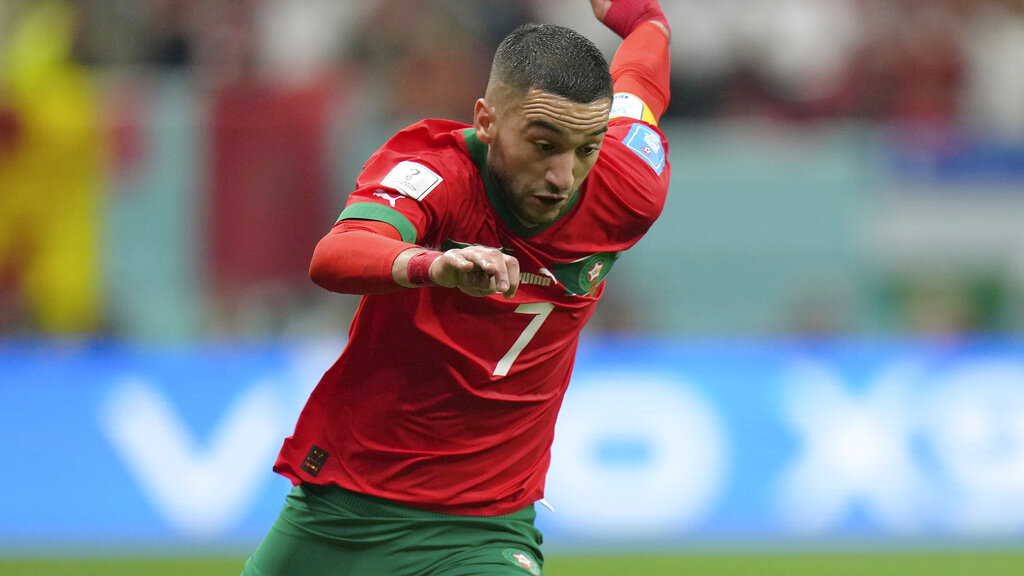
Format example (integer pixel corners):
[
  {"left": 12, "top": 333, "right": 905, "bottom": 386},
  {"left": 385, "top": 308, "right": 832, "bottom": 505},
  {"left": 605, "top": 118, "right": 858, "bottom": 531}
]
[{"left": 242, "top": 1, "right": 671, "bottom": 574}]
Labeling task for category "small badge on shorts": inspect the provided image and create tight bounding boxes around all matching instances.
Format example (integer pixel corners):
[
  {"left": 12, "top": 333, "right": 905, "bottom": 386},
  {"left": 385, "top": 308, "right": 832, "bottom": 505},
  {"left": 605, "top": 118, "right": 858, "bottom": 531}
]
[
  {"left": 301, "top": 445, "right": 329, "bottom": 477},
  {"left": 502, "top": 549, "right": 541, "bottom": 576}
]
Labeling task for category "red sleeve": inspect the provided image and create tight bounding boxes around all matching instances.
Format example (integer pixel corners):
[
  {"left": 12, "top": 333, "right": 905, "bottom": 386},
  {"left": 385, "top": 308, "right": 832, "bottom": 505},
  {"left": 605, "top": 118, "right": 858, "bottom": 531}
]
[
  {"left": 610, "top": 21, "right": 671, "bottom": 122},
  {"left": 308, "top": 219, "right": 415, "bottom": 294}
]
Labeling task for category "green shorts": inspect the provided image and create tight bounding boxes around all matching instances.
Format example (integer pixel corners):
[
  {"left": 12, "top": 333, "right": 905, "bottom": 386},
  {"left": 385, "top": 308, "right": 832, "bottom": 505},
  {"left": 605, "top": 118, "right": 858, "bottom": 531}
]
[{"left": 241, "top": 483, "right": 544, "bottom": 576}]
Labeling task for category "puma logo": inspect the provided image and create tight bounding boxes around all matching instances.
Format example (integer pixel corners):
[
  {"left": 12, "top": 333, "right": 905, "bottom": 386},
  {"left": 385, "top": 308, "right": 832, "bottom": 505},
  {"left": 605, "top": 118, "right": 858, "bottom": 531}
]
[{"left": 373, "top": 190, "right": 402, "bottom": 207}]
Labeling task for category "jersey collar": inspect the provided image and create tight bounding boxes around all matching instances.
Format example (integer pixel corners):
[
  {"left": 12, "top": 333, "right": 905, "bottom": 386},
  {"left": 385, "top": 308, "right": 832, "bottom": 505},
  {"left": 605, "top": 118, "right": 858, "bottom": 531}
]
[{"left": 462, "top": 128, "right": 578, "bottom": 238}]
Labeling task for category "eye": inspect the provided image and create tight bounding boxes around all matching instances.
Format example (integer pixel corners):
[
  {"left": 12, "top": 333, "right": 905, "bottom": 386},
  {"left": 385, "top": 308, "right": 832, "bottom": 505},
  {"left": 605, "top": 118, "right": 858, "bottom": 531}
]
[
  {"left": 534, "top": 141, "right": 556, "bottom": 153},
  {"left": 579, "top": 145, "right": 600, "bottom": 157}
]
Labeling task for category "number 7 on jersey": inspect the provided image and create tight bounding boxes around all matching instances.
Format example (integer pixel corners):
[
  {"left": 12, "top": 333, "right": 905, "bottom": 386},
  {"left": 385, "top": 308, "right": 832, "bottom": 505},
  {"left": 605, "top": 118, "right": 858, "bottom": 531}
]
[{"left": 493, "top": 302, "right": 555, "bottom": 377}]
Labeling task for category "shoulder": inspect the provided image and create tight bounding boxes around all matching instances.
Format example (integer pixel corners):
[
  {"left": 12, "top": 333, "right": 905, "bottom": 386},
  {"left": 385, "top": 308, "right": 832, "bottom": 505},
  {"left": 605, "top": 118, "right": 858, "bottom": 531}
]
[
  {"left": 379, "top": 119, "right": 474, "bottom": 158},
  {"left": 550, "top": 119, "right": 671, "bottom": 247},
  {"left": 588, "top": 119, "right": 670, "bottom": 215},
  {"left": 358, "top": 119, "right": 478, "bottom": 200},
  {"left": 604, "top": 118, "right": 669, "bottom": 178},
  {"left": 345, "top": 120, "right": 485, "bottom": 244}
]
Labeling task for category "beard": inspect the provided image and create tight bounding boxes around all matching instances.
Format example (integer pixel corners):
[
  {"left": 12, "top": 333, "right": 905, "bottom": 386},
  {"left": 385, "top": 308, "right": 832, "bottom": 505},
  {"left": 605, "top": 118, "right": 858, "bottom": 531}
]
[
  {"left": 487, "top": 147, "right": 536, "bottom": 228},
  {"left": 489, "top": 160, "right": 522, "bottom": 217},
  {"left": 488, "top": 150, "right": 577, "bottom": 229}
]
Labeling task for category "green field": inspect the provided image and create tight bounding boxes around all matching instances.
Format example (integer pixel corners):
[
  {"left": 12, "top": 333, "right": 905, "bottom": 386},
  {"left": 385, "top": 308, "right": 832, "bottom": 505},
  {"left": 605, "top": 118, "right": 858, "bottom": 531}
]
[{"left": 3, "top": 551, "right": 1024, "bottom": 576}]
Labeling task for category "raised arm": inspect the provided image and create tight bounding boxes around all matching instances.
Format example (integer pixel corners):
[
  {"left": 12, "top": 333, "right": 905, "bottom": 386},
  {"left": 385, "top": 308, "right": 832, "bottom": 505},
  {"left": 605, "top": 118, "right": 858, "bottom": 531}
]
[{"left": 592, "top": 0, "right": 672, "bottom": 124}]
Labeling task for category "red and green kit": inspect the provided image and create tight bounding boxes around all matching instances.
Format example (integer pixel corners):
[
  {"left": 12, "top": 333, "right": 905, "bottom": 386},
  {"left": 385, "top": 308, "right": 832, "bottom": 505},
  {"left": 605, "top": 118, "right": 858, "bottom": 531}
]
[{"left": 274, "top": 113, "right": 670, "bottom": 516}]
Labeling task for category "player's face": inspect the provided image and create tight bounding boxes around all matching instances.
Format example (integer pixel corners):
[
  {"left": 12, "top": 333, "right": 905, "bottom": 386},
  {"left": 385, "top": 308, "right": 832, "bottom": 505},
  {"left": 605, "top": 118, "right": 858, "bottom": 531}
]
[{"left": 477, "top": 88, "right": 611, "bottom": 229}]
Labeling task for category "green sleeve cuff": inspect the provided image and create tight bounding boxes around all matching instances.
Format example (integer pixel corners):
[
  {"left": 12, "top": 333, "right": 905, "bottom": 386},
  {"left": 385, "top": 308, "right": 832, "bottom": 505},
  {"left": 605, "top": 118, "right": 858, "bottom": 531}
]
[{"left": 336, "top": 202, "right": 419, "bottom": 244}]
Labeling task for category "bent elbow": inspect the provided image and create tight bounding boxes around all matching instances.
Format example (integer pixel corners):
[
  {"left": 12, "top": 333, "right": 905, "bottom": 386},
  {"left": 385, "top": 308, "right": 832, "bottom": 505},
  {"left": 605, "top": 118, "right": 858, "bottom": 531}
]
[{"left": 308, "top": 238, "right": 339, "bottom": 290}]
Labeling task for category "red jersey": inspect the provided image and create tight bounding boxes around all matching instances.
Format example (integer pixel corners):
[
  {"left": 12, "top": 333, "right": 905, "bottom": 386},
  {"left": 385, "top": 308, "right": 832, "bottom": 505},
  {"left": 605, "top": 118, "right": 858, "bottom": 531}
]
[{"left": 274, "top": 116, "right": 670, "bottom": 515}]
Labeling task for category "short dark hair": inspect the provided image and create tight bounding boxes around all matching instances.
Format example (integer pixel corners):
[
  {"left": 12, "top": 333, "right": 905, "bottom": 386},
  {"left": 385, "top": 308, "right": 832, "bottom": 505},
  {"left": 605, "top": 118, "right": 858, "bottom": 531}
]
[{"left": 490, "top": 23, "right": 613, "bottom": 104}]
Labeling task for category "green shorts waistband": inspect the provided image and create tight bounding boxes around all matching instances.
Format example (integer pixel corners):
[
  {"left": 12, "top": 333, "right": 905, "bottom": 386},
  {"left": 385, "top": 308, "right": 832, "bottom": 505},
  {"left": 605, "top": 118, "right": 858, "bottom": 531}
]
[{"left": 297, "top": 483, "right": 537, "bottom": 523}]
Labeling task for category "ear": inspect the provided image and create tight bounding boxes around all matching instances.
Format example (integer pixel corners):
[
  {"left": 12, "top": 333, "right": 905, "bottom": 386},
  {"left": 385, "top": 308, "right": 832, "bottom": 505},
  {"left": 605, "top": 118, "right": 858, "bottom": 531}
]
[{"left": 474, "top": 98, "right": 496, "bottom": 144}]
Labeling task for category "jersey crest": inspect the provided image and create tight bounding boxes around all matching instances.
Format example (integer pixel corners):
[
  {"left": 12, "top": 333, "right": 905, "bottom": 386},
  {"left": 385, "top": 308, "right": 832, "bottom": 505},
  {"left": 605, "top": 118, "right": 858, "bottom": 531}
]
[
  {"left": 502, "top": 549, "right": 541, "bottom": 575},
  {"left": 550, "top": 252, "right": 620, "bottom": 296}
]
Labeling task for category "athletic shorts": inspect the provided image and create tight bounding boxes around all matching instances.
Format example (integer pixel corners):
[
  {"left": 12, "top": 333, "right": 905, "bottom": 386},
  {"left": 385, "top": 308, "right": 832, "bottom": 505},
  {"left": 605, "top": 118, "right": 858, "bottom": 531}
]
[{"left": 241, "top": 483, "right": 544, "bottom": 576}]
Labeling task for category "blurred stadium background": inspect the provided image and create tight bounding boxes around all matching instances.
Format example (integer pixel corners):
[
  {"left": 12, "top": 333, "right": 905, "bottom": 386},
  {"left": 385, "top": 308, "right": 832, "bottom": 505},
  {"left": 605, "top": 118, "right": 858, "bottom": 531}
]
[{"left": 2, "top": 0, "right": 1024, "bottom": 574}]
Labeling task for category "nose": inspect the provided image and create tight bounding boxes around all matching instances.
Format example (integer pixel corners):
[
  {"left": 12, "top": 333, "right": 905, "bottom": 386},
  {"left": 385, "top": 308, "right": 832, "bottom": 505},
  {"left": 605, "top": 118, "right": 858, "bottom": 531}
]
[{"left": 545, "top": 151, "right": 575, "bottom": 194}]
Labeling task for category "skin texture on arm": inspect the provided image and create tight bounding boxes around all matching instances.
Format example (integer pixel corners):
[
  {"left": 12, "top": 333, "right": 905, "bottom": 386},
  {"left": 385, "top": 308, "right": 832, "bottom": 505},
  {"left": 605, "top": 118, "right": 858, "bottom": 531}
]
[{"left": 394, "top": 244, "right": 520, "bottom": 299}]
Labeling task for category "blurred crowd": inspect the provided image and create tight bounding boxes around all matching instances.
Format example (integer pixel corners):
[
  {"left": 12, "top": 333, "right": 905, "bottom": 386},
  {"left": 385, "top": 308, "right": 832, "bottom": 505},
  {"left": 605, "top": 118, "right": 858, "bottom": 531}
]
[
  {"left": 4, "top": 0, "right": 1023, "bottom": 126},
  {"left": 1, "top": 0, "right": 1023, "bottom": 340}
]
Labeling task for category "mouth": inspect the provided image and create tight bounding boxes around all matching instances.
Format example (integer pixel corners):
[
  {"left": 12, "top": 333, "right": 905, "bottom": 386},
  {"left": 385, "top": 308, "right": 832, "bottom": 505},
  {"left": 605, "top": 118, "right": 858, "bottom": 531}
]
[
  {"left": 535, "top": 196, "right": 566, "bottom": 207},
  {"left": 532, "top": 193, "right": 569, "bottom": 209},
  {"left": 511, "top": 187, "right": 575, "bottom": 227}
]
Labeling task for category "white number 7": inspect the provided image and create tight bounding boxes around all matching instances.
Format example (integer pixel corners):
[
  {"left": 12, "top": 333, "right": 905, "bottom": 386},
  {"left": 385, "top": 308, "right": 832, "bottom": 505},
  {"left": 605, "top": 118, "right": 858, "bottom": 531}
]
[{"left": 493, "top": 302, "right": 555, "bottom": 377}]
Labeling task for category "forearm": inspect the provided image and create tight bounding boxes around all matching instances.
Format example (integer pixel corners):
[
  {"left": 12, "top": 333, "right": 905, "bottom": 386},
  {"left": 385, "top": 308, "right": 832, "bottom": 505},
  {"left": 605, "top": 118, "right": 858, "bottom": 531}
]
[
  {"left": 309, "top": 220, "right": 425, "bottom": 294},
  {"left": 610, "top": 21, "right": 671, "bottom": 123},
  {"left": 309, "top": 218, "right": 518, "bottom": 298}
]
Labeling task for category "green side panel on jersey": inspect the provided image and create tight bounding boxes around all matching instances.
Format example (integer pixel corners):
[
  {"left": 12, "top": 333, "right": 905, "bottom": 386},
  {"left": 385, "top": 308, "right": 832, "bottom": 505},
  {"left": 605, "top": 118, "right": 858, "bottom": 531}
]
[
  {"left": 337, "top": 202, "right": 418, "bottom": 244},
  {"left": 462, "top": 128, "right": 578, "bottom": 239},
  {"left": 549, "top": 252, "right": 621, "bottom": 296}
]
